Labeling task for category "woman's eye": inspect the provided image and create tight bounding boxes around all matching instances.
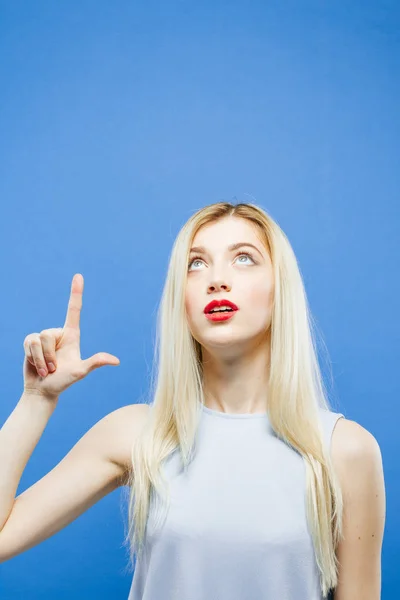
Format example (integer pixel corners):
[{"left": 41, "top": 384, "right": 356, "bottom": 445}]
[
  {"left": 188, "top": 253, "right": 254, "bottom": 270},
  {"left": 190, "top": 259, "right": 202, "bottom": 269},
  {"left": 236, "top": 253, "right": 253, "bottom": 264}
]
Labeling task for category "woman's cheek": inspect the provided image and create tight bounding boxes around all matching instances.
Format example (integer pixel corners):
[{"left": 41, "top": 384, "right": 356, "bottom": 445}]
[{"left": 247, "top": 286, "right": 273, "bottom": 317}]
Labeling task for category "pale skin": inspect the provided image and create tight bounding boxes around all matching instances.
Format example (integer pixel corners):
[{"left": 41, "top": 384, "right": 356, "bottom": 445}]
[
  {"left": 0, "top": 224, "right": 386, "bottom": 600},
  {"left": 0, "top": 274, "right": 150, "bottom": 561},
  {"left": 185, "top": 215, "right": 274, "bottom": 414}
]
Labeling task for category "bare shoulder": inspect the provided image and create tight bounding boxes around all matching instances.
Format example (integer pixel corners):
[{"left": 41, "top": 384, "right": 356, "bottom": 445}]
[
  {"left": 329, "top": 417, "right": 385, "bottom": 596},
  {"left": 331, "top": 415, "right": 384, "bottom": 496},
  {"left": 331, "top": 416, "right": 381, "bottom": 461},
  {"left": 100, "top": 403, "right": 151, "bottom": 487}
]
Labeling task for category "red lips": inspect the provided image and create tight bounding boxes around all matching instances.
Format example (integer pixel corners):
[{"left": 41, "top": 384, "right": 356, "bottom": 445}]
[{"left": 204, "top": 299, "right": 239, "bottom": 314}]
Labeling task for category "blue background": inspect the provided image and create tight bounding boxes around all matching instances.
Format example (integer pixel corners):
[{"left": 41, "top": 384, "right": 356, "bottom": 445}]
[{"left": 0, "top": 1, "right": 398, "bottom": 597}]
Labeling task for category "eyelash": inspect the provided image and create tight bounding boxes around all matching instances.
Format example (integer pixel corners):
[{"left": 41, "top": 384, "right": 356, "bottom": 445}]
[{"left": 188, "top": 250, "right": 255, "bottom": 269}]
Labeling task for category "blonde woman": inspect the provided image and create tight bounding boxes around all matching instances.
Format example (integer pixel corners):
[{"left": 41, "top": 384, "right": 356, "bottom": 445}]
[{"left": 0, "top": 202, "right": 385, "bottom": 599}]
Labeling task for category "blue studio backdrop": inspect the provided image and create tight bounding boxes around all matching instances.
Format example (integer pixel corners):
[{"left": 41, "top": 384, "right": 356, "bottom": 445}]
[{"left": 0, "top": 1, "right": 398, "bottom": 598}]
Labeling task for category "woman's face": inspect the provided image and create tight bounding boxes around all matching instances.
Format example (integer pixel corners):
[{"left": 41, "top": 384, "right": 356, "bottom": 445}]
[{"left": 185, "top": 216, "right": 274, "bottom": 360}]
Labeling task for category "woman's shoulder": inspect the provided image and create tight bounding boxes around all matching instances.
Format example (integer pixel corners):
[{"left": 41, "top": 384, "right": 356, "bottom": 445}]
[
  {"left": 101, "top": 403, "right": 151, "bottom": 486},
  {"left": 328, "top": 410, "right": 381, "bottom": 476},
  {"left": 317, "top": 406, "right": 379, "bottom": 463}
]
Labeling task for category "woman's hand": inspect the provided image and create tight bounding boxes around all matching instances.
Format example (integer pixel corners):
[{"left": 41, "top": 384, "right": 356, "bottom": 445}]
[{"left": 23, "top": 273, "right": 120, "bottom": 399}]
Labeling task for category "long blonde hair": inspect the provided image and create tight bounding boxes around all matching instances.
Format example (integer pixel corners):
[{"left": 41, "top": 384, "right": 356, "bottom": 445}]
[{"left": 121, "top": 201, "right": 344, "bottom": 598}]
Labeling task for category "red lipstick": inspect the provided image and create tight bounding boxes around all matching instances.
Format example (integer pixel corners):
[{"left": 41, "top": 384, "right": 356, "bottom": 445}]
[{"left": 204, "top": 299, "right": 239, "bottom": 322}]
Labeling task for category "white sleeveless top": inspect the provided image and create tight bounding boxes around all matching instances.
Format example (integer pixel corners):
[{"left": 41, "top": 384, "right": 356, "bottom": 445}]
[{"left": 128, "top": 403, "right": 345, "bottom": 600}]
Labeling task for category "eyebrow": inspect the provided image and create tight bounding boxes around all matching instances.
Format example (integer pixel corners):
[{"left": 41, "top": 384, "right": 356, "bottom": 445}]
[{"left": 189, "top": 242, "right": 264, "bottom": 258}]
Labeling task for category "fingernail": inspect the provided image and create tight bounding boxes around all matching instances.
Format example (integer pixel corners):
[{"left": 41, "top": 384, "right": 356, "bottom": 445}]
[
  {"left": 48, "top": 363, "right": 56, "bottom": 372},
  {"left": 38, "top": 368, "right": 48, "bottom": 377}
]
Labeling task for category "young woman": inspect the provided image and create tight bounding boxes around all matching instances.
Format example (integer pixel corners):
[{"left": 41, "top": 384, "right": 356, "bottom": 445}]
[{"left": 0, "top": 202, "right": 385, "bottom": 599}]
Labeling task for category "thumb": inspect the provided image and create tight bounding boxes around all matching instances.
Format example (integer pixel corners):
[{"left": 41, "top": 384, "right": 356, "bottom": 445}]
[{"left": 82, "top": 353, "right": 121, "bottom": 374}]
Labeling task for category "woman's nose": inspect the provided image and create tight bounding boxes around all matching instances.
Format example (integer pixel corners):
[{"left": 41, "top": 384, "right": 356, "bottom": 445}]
[{"left": 207, "top": 280, "right": 232, "bottom": 293}]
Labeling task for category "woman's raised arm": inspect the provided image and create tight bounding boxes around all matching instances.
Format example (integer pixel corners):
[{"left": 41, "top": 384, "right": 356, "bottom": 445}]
[
  {"left": 0, "top": 273, "right": 147, "bottom": 562},
  {"left": 0, "top": 401, "right": 148, "bottom": 562}
]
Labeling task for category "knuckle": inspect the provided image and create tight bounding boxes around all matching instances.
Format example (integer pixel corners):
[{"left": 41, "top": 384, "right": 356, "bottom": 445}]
[{"left": 44, "top": 354, "right": 56, "bottom": 365}]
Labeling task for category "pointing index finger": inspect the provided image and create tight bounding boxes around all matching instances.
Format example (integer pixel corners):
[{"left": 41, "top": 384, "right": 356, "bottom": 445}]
[{"left": 64, "top": 273, "right": 84, "bottom": 330}]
